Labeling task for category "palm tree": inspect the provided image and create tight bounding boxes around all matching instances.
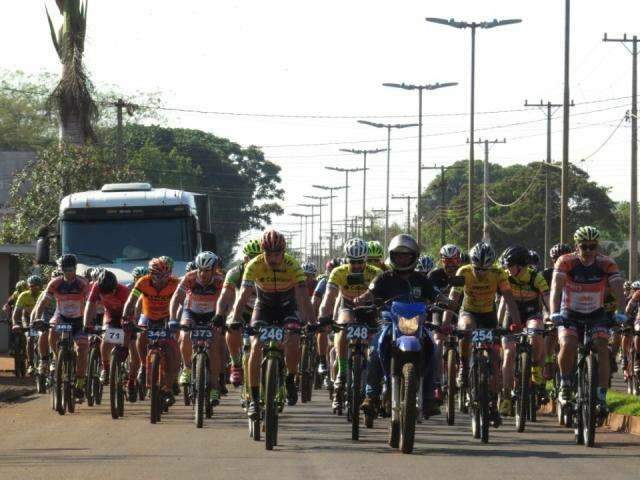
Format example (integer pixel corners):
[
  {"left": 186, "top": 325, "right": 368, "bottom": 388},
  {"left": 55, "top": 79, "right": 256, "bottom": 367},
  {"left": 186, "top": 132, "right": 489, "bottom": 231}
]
[{"left": 46, "top": 0, "right": 97, "bottom": 145}]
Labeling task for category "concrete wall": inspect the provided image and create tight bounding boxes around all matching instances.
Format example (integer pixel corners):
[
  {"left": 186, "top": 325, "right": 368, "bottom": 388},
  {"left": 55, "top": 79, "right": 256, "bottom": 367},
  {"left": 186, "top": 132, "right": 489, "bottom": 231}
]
[
  {"left": 0, "top": 150, "right": 36, "bottom": 207},
  {"left": 0, "top": 254, "right": 20, "bottom": 352}
]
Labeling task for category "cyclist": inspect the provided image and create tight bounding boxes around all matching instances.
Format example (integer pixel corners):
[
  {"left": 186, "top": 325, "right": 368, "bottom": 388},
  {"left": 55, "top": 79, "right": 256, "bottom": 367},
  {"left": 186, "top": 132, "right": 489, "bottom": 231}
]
[
  {"left": 230, "top": 230, "right": 316, "bottom": 417},
  {"left": 216, "top": 239, "right": 262, "bottom": 387},
  {"left": 318, "top": 238, "right": 381, "bottom": 412},
  {"left": 528, "top": 250, "right": 541, "bottom": 272},
  {"left": 623, "top": 281, "right": 640, "bottom": 383},
  {"left": 11, "top": 275, "right": 44, "bottom": 375},
  {"left": 170, "top": 251, "right": 225, "bottom": 405},
  {"left": 83, "top": 270, "right": 139, "bottom": 398},
  {"left": 367, "top": 240, "right": 387, "bottom": 271},
  {"left": 356, "top": 234, "right": 447, "bottom": 418},
  {"left": 4, "top": 280, "right": 28, "bottom": 355},
  {"left": 34, "top": 254, "right": 90, "bottom": 401},
  {"left": 415, "top": 255, "right": 435, "bottom": 274},
  {"left": 443, "top": 242, "right": 522, "bottom": 426},
  {"left": 123, "top": 257, "right": 180, "bottom": 405},
  {"left": 301, "top": 262, "right": 319, "bottom": 296},
  {"left": 498, "top": 245, "right": 550, "bottom": 416},
  {"left": 313, "top": 257, "right": 341, "bottom": 382},
  {"left": 550, "top": 226, "right": 626, "bottom": 417}
]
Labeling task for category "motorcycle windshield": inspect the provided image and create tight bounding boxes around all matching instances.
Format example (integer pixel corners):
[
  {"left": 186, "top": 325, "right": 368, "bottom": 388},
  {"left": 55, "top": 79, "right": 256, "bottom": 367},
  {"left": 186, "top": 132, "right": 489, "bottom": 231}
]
[{"left": 390, "top": 301, "right": 426, "bottom": 318}]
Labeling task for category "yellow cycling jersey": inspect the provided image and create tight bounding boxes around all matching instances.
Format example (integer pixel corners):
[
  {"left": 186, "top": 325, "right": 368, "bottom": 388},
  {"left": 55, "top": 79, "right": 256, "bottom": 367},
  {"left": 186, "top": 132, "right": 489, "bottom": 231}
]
[
  {"left": 15, "top": 291, "right": 38, "bottom": 312},
  {"left": 242, "top": 253, "right": 305, "bottom": 296},
  {"left": 507, "top": 266, "right": 549, "bottom": 303},
  {"left": 328, "top": 264, "right": 381, "bottom": 301},
  {"left": 454, "top": 264, "right": 510, "bottom": 314}
]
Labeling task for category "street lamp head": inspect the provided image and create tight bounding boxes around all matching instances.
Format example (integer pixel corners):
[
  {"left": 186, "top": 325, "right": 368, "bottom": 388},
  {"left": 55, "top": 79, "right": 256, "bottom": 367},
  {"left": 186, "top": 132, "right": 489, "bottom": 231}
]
[
  {"left": 383, "top": 82, "right": 416, "bottom": 91},
  {"left": 480, "top": 18, "right": 522, "bottom": 29},
  {"left": 357, "top": 120, "right": 385, "bottom": 129},
  {"left": 392, "top": 123, "right": 419, "bottom": 129},
  {"left": 425, "top": 17, "right": 470, "bottom": 29},
  {"left": 426, "top": 82, "right": 458, "bottom": 90}
]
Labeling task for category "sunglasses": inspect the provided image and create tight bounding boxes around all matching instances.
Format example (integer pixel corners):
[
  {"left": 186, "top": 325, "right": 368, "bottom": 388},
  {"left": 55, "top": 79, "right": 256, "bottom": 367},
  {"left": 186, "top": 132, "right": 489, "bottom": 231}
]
[{"left": 579, "top": 243, "right": 598, "bottom": 251}]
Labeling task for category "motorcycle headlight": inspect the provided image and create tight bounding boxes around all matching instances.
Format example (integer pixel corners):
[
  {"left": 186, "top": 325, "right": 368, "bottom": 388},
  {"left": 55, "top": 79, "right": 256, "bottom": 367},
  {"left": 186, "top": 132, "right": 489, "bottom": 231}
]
[{"left": 398, "top": 315, "right": 420, "bottom": 335}]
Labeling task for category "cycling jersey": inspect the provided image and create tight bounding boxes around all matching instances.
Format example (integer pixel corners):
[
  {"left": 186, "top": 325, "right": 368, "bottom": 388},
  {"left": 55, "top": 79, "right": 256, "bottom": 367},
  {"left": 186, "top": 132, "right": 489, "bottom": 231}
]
[
  {"left": 15, "top": 291, "right": 38, "bottom": 312},
  {"left": 554, "top": 253, "right": 620, "bottom": 315},
  {"left": 507, "top": 266, "right": 549, "bottom": 319},
  {"left": 224, "top": 264, "right": 244, "bottom": 290},
  {"left": 369, "top": 270, "right": 439, "bottom": 305},
  {"left": 178, "top": 270, "right": 224, "bottom": 314},
  {"left": 427, "top": 267, "right": 450, "bottom": 293},
  {"left": 242, "top": 253, "right": 305, "bottom": 306},
  {"left": 88, "top": 283, "right": 130, "bottom": 322},
  {"left": 131, "top": 274, "right": 180, "bottom": 321},
  {"left": 328, "top": 264, "right": 381, "bottom": 307},
  {"left": 314, "top": 276, "right": 328, "bottom": 298},
  {"left": 45, "top": 276, "right": 89, "bottom": 319},
  {"left": 453, "top": 264, "right": 510, "bottom": 314}
]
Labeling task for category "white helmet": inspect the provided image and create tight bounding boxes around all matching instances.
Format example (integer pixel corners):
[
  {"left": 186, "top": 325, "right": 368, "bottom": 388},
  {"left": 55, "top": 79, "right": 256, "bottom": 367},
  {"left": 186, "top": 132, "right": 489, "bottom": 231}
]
[
  {"left": 195, "top": 251, "right": 219, "bottom": 270},
  {"left": 301, "top": 262, "right": 318, "bottom": 276},
  {"left": 344, "top": 238, "right": 368, "bottom": 261},
  {"left": 439, "top": 244, "right": 461, "bottom": 259}
]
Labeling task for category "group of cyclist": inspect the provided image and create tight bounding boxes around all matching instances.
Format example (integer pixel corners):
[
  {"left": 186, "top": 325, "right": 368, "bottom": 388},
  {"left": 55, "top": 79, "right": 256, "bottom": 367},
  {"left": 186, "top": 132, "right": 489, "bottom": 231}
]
[{"left": 4, "top": 222, "right": 638, "bottom": 446}]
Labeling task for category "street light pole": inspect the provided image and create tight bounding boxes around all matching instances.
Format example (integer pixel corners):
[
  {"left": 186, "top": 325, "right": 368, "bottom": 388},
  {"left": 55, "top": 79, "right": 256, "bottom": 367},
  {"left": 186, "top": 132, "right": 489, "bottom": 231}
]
[
  {"left": 339, "top": 148, "right": 386, "bottom": 239},
  {"left": 304, "top": 196, "right": 330, "bottom": 266},
  {"left": 357, "top": 120, "right": 418, "bottom": 252},
  {"left": 312, "top": 184, "right": 346, "bottom": 257},
  {"left": 326, "top": 166, "right": 365, "bottom": 245},
  {"left": 426, "top": 16, "right": 521, "bottom": 248},
  {"left": 383, "top": 81, "right": 457, "bottom": 247}
]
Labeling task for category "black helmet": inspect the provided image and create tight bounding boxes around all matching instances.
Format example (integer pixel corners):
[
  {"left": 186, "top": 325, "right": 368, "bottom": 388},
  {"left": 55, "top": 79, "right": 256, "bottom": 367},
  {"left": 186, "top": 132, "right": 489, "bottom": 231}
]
[
  {"left": 185, "top": 261, "right": 197, "bottom": 273},
  {"left": 97, "top": 270, "right": 117, "bottom": 294},
  {"left": 528, "top": 250, "right": 540, "bottom": 268},
  {"left": 58, "top": 254, "right": 77, "bottom": 271},
  {"left": 501, "top": 245, "right": 530, "bottom": 268},
  {"left": 549, "top": 243, "right": 572, "bottom": 263}
]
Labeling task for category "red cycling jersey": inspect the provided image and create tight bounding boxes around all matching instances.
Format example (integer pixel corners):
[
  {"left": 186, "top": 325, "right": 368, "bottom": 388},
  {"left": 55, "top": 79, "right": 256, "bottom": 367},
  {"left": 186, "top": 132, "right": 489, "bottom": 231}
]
[
  {"left": 45, "top": 275, "right": 89, "bottom": 319},
  {"left": 554, "top": 252, "right": 620, "bottom": 314},
  {"left": 178, "top": 271, "right": 224, "bottom": 314},
  {"left": 88, "top": 283, "right": 130, "bottom": 322}
]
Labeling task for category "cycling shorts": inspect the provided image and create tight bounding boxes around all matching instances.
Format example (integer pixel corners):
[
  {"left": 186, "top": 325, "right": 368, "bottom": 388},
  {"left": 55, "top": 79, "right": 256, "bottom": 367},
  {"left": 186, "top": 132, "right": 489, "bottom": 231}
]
[
  {"left": 502, "top": 314, "right": 544, "bottom": 344},
  {"left": 138, "top": 315, "right": 168, "bottom": 329},
  {"left": 226, "top": 311, "right": 252, "bottom": 328},
  {"left": 250, "top": 302, "right": 300, "bottom": 329},
  {"left": 181, "top": 310, "right": 214, "bottom": 327},
  {"left": 558, "top": 309, "right": 610, "bottom": 341},
  {"left": 50, "top": 314, "right": 87, "bottom": 344},
  {"left": 459, "top": 310, "right": 498, "bottom": 330},
  {"left": 337, "top": 307, "right": 379, "bottom": 332}
]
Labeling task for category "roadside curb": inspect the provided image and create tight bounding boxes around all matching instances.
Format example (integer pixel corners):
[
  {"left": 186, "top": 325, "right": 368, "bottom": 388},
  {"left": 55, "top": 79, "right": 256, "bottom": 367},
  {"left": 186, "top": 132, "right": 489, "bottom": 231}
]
[
  {"left": 539, "top": 401, "right": 640, "bottom": 436},
  {"left": 0, "top": 387, "right": 36, "bottom": 403}
]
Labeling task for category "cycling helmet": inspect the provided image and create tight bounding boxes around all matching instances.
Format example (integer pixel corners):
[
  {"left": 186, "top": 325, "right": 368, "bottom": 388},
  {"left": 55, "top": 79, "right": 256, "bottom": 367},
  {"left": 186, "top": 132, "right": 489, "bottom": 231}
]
[
  {"left": 91, "top": 267, "right": 104, "bottom": 282},
  {"left": 261, "top": 229, "right": 286, "bottom": 252},
  {"left": 301, "top": 262, "right": 318, "bottom": 276},
  {"left": 416, "top": 255, "right": 435, "bottom": 273},
  {"left": 632, "top": 280, "right": 640, "bottom": 290},
  {"left": 550, "top": 243, "right": 573, "bottom": 263},
  {"left": 159, "top": 256, "right": 174, "bottom": 272},
  {"left": 243, "top": 239, "right": 262, "bottom": 258},
  {"left": 148, "top": 257, "right": 171, "bottom": 279},
  {"left": 574, "top": 226, "right": 600, "bottom": 243},
  {"left": 367, "top": 241, "right": 384, "bottom": 260},
  {"left": 185, "top": 261, "right": 197, "bottom": 273},
  {"left": 325, "top": 258, "right": 340, "bottom": 272},
  {"left": 344, "top": 238, "right": 368, "bottom": 261},
  {"left": 440, "top": 244, "right": 461, "bottom": 259},
  {"left": 131, "top": 266, "right": 148, "bottom": 280},
  {"left": 195, "top": 251, "right": 219, "bottom": 270},
  {"left": 501, "top": 245, "right": 530, "bottom": 267},
  {"left": 51, "top": 269, "right": 63, "bottom": 278},
  {"left": 460, "top": 252, "right": 470, "bottom": 265},
  {"left": 58, "top": 254, "right": 77, "bottom": 271},
  {"left": 528, "top": 250, "right": 540, "bottom": 267},
  {"left": 27, "top": 275, "right": 43, "bottom": 287},
  {"left": 388, "top": 234, "right": 419, "bottom": 272},
  {"left": 469, "top": 242, "right": 496, "bottom": 269},
  {"left": 83, "top": 267, "right": 94, "bottom": 281},
  {"left": 97, "top": 269, "right": 118, "bottom": 294}
]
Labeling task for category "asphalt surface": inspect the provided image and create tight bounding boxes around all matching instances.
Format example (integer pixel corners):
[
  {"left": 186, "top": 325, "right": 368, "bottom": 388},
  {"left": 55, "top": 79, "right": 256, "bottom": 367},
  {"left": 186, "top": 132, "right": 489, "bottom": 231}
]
[{"left": 0, "top": 384, "right": 639, "bottom": 480}]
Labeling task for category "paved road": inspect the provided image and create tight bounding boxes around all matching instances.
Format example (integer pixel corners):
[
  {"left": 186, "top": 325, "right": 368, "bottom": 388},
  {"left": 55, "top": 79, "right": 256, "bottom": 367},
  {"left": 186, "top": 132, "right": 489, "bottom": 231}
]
[{"left": 1, "top": 386, "right": 639, "bottom": 480}]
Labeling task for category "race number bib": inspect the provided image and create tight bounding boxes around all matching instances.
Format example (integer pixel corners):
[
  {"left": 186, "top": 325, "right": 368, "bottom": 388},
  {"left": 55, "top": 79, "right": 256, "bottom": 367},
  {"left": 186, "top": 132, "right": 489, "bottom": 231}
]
[{"left": 104, "top": 327, "right": 125, "bottom": 346}]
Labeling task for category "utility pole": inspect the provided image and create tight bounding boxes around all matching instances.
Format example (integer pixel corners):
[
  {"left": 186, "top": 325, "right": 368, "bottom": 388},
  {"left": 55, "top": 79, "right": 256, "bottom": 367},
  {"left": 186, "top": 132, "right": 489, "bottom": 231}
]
[
  {"left": 339, "top": 148, "right": 386, "bottom": 238},
  {"left": 524, "top": 99, "right": 573, "bottom": 267},
  {"left": 422, "top": 164, "right": 465, "bottom": 246},
  {"left": 357, "top": 121, "right": 418, "bottom": 252},
  {"left": 291, "top": 212, "right": 317, "bottom": 259},
  {"left": 298, "top": 204, "right": 320, "bottom": 260},
  {"left": 603, "top": 33, "right": 639, "bottom": 278},
  {"left": 304, "top": 196, "right": 330, "bottom": 266},
  {"left": 560, "top": 0, "right": 571, "bottom": 243},
  {"left": 467, "top": 139, "right": 506, "bottom": 243},
  {"left": 426, "top": 16, "right": 521, "bottom": 249},
  {"left": 312, "top": 185, "right": 346, "bottom": 258},
  {"left": 290, "top": 213, "right": 305, "bottom": 256},
  {"left": 392, "top": 195, "right": 418, "bottom": 233},
  {"left": 383, "top": 82, "right": 457, "bottom": 247},
  {"left": 111, "top": 98, "right": 138, "bottom": 165},
  {"left": 326, "top": 166, "right": 364, "bottom": 245}
]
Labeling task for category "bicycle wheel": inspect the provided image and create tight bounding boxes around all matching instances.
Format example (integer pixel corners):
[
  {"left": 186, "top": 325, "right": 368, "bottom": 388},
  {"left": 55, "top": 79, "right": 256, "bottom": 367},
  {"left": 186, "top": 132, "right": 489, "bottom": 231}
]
[
  {"left": 400, "top": 362, "right": 418, "bottom": 454},
  {"left": 62, "top": 352, "right": 75, "bottom": 414},
  {"left": 149, "top": 353, "right": 161, "bottom": 424},
  {"left": 446, "top": 348, "right": 456, "bottom": 426},
  {"left": 351, "top": 354, "right": 362, "bottom": 441},
  {"left": 515, "top": 350, "right": 530, "bottom": 433},
  {"left": 265, "top": 357, "right": 279, "bottom": 451},
  {"left": 55, "top": 351, "right": 65, "bottom": 415},
  {"left": 583, "top": 354, "right": 598, "bottom": 447},
  {"left": 478, "top": 360, "right": 490, "bottom": 444},
  {"left": 86, "top": 347, "right": 98, "bottom": 407},
  {"left": 195, "top": 353, "right": 206, "bottom": 428},
  {"left": 109, "top": 352, "right": 120, "bottom": 419},
  {"left": 470, "top": 361, "right": 480, "bottom": 439},
  {"left": 300, "top": 342, "right": 311, "bottom": 403}
]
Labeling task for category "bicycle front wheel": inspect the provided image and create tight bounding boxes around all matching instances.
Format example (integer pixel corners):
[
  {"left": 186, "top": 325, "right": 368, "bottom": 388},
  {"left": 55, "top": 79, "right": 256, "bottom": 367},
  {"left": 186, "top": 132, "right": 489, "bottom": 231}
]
[
  {"left": 265, "top": 357, "right": 279, "bottom": 450},
  {"left": 109, "top": 352, "right": 120, "bottom": 419},
  {"left": 446, "top": 348, "right": 456, "bottom": 426},
  {"left": 195, "top": 353, "right": 206, "bottom": 428},
  {"left": 515, "top": 350, "right": 530, "bottom": 433},
  {"left": 400, "top": 362, "right": 418, "bottom": 454},
  {"left": 149, "top": 353, "right": 161, "bottom": 424},
  {"left": 86, "top": 346, "right": 99, "bottom": 407},
  {"left": 583, "top": 354, "right": 598, "bottom": 447},
  {"left": 351, "top": 354, "right": 362, "bottom": 441}
]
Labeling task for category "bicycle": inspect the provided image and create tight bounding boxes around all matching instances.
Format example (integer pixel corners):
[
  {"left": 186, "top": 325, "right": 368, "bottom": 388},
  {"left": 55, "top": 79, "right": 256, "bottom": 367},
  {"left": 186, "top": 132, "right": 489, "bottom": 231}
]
[
  {"left": 86, "top": 329, "right": 103, "bottom": 407},
  {"left": 143, "top": 325, "right": 173, "bottom": 424},
  {"left": 11, "top": 326, "right": 27, "bottom": 378},
  {"left": 181, "top": 324, "right": 215, "bottom": 428},
  {"left": 99, "top": 325, "right": 130, "bottom": 420},
  {"left": 621, "top": 327, "right": 640, "bottom": 396},
  {"left": 467, "top": 327, "right": 507, "bottom": 444},
  {"left": 510, "top": 327, "right": 545, "bottom": 432},
  {"left": 298, "top": 324, "right": 319, "bottom": 403},
  {"left": 49, "top": 322, "right": 78, "bottom": 415}
]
